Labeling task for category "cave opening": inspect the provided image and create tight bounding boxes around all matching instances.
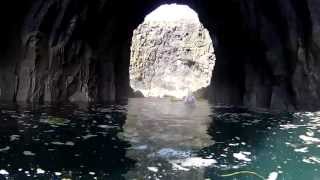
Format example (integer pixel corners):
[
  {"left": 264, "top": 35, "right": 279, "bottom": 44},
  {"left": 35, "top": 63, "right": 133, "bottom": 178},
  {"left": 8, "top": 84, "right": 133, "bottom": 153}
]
[{"left": 129, "top": 4, "right": 215, "bottom": 99}]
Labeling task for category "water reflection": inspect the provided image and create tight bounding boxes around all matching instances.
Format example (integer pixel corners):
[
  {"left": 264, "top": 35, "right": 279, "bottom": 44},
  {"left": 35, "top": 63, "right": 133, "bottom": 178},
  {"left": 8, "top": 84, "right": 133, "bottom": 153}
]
[
  {"left": 0, "top": 100, "right": 320, "bottom": 179},
  {"left": 0, "top": 103, "right": 135, "bottom": 179},
  {"left": 123, "top": 98, "right": 214, "bottom": 179}
]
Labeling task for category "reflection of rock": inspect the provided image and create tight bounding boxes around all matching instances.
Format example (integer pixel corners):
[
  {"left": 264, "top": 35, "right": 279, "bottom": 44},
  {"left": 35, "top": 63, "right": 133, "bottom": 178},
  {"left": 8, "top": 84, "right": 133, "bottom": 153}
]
[
  {"left": 130, "top": 9, "right": 215, "bottom": 98},
  {"left": 156, "top": 148, "right": 192, "bottom": 159},
  {"left": 122, "top": 98, "right": 214, "bottom": 179},
  {"left": 123, "top": 98, "right": 214, "bottom": 149}
]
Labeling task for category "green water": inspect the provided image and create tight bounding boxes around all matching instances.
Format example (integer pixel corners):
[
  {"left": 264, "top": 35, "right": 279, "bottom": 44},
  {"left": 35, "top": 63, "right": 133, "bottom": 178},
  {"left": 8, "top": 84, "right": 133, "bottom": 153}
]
[{"left": 0, "top": 98, "right": 319, "bottom": 179}]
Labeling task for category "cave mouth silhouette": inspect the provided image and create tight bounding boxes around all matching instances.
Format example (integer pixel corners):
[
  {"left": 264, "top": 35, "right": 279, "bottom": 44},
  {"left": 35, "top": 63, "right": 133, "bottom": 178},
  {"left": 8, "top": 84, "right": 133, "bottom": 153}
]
[{"left": 129, "top": 4, "right": 215, "bottom": 99}]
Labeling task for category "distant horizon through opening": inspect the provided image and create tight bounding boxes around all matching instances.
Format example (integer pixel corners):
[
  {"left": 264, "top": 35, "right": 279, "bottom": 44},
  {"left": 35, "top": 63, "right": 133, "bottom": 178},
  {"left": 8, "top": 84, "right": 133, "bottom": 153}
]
[
  {"left": 144, "top": 4, "right": 199, "bottom": 22},
  {"left": 130, "top": 4, "right": 215, "bottom": 99}
]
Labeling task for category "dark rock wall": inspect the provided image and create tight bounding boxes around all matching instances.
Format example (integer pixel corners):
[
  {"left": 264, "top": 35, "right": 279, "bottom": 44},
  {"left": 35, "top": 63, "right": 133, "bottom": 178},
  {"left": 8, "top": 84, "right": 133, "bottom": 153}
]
[
  {"left": 0, "top": 0, "right": 319, "bottom": 111},
  {"left": 196, "top": 0, "right": 320, "bottom": 111}
]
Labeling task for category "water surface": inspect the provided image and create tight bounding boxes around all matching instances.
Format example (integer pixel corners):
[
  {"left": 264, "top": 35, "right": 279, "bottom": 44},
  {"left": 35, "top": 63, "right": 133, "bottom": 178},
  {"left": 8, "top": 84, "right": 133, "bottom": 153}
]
[{"left": 0, "top": 98, "right": 319, "bottom": 179}]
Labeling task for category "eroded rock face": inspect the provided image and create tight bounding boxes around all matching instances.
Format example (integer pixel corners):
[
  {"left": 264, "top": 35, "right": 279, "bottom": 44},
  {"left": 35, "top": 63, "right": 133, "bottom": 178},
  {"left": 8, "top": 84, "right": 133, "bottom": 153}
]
[
  {"left": 0, "top": 0, "right": 131, "bottom": 103},
  {"left": 130, "top": 15, "right": 215, "bottom": 98},
  {"left": 0, "top": 0, "right": 320, "bottom": 111}
]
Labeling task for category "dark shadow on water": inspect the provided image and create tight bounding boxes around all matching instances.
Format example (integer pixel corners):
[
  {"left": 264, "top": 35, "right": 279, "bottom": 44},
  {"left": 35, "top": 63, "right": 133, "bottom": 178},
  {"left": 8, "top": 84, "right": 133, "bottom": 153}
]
[{"left": 0, "top": 102, "right": 135, "bottom": 179}]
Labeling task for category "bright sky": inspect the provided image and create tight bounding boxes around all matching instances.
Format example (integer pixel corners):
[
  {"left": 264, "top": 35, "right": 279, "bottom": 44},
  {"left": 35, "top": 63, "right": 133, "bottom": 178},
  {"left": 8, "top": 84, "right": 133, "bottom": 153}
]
[{"left": 144, "top": 4, "right": 199, "bottom": 22}]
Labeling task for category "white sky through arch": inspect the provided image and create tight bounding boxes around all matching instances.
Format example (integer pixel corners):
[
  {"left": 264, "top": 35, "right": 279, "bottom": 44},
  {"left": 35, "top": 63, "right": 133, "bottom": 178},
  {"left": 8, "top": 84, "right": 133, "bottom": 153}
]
[{"left": 144, "top": 4, "right": 199, "bottom": 22}]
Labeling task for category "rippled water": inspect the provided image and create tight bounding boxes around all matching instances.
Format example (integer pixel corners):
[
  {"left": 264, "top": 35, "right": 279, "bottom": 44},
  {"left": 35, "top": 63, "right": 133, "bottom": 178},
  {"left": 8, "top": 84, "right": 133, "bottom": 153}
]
[{"left": 0, "top": 98, "right": 319, "bottom": 179}]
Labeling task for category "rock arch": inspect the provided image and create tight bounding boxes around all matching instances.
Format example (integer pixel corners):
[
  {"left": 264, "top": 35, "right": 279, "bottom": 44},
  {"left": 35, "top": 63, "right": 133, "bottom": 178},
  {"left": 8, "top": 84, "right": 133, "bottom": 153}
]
[
  {"left": 129, "top": 4, "right": 215, "bottom": 98},
  {"left": 0, "top": 0, "right": 319, "bottom": 111}
]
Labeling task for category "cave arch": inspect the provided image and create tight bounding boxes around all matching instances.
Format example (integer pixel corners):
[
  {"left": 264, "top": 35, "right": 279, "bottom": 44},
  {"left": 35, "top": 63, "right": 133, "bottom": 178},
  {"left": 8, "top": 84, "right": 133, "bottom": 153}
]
[
  {"left": 1, "top": 0, "right": 318, "bottom": 110},
  {"left": 129, "top": 4, "right": 215, "bottom": 98},
  {"left": 120, "top": 0, "right": 247, "bottom": 106}
]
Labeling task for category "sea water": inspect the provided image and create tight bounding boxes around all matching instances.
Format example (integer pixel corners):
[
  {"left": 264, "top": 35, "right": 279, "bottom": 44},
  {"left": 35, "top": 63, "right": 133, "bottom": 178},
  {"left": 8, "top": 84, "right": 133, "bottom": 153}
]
[{"left": 0, "top": 98, "right": 319, "bottom": 179}]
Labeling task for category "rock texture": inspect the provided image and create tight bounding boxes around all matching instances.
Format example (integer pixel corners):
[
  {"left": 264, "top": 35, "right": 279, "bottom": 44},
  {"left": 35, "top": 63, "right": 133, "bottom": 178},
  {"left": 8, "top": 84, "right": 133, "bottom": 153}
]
[
  {"left": 0, "top": 0, "right": 320, "bottom": 111},
  {"left": 0, "top": 0, "right": 132, "bottom": 103},
  {"left": 130, "top": 12, "right": 215, "bottom": 98}
]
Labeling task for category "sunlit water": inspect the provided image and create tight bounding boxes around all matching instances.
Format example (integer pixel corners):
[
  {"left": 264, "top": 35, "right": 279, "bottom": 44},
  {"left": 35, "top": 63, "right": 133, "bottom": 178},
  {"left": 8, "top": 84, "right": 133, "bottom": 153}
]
[{"left": 0, "top": 98, "right": 319, "bottom": 179}]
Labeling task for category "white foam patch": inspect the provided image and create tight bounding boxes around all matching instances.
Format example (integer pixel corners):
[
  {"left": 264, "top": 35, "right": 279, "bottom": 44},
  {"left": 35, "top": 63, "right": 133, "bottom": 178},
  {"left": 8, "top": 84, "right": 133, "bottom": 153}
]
[
  {"left": 54, "top": 172, "right": 62, "bottom": 176},
  {"left": 267, "top": 172, "right": 278, "bottom": 180},
  {"left": 147, "top": 167, "right": 159, "bottom": 172},
  {"left": 179, "top": 157, "right": 216, "bottom": 167},
  {"left": 303, "top": 156, "right": 320, "bottom": 164},
  {"left": 0, "top": 169, "right": 9, "bottom": 175},
  {"left": 229, "top": 143, "right": 239, "bottom": 147},
  {"left": 145, "top": 4, "right": 199, "bottom": 23},
  {"left": 171, "top": 162, "right": 190, "bottom": 171},
  {"left": 280, "top": 124, "right": 306, "bottom": 130},
  {"left": 306, "top": 131, "right": 315, "bottom": 137},
  {"left": 294, "top": 147, "right": 309, "bottom": 153},
  {"left": 170, "top": 157, "right": 216, "bottom": 170},
  {"left": 36, "top": 168, "right": 45, "bottom": 174},
  {"left": 233, "top": 151, "right": 252, "bottom": 162},
  {"left": 299, "top": 135, "right": 320, "bottom": 144}
]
